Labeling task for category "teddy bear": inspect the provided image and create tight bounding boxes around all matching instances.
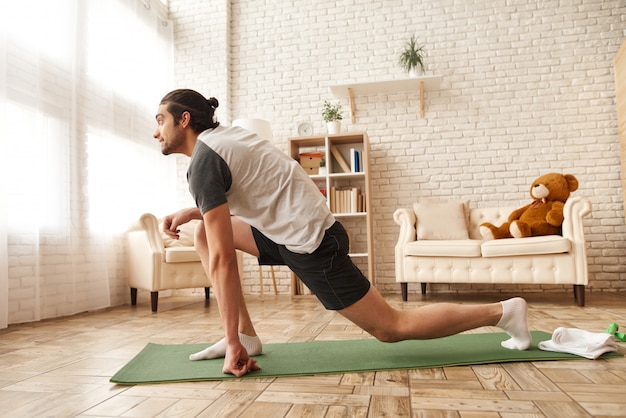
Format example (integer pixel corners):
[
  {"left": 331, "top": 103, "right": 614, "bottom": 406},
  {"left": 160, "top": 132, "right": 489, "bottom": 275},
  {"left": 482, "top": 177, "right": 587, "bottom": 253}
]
[{"left": 479, "top": 172, "right": 579, "bottom": 240}]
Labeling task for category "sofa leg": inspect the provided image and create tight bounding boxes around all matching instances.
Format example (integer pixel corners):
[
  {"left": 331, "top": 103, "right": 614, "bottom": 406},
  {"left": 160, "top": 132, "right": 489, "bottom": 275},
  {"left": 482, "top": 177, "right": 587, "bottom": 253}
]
[
  {"left": 130, "top": 288, "right": 137, "bottom": 306},
  {"left": 401, "top": 283, "right": 408, "bottom": 301},
  {"left": 151, "top": 291, "right": 158, "bottom": 312},
  {"left": 204, "top": 287, "right": 211, "bottom": 302},
  {"left": 574, "top": 285, "right": 585, "bottom": 307},
  {"left": 421, "top": 283, "right": 427, "bottom": 295}
]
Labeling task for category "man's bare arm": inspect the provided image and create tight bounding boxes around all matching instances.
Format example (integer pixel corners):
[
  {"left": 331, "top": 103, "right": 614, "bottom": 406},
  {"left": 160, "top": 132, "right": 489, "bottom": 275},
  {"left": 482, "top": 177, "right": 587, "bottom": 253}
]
[{"left": 202, "top": 203, "right": 257, "bottom": 376}]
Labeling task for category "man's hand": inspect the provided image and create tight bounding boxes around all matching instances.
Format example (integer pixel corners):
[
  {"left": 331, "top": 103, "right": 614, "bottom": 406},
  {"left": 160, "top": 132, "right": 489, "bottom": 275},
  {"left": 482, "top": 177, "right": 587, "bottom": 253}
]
[
  {"left": 162, "top": 207, "right": 201, "bottom": 240},
  {"left": 223, "top": 343, "right": 261, "bottom": 377}
]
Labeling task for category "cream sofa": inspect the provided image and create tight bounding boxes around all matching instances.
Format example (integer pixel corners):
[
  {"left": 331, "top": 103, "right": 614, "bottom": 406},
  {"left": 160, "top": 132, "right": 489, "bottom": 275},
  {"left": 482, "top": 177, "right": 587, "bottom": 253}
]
[
  {"left": 127, "top": 213, "right": 243, "bottom": 312},
  {"left": 393, "top": 196, "right": 592, "bottom": 306}
]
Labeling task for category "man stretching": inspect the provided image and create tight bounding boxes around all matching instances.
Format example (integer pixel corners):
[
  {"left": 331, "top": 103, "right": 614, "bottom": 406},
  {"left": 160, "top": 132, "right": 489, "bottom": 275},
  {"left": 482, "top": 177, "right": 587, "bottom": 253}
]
[{"left": 154, "top": 89, "right": 531, "bottom": 377}]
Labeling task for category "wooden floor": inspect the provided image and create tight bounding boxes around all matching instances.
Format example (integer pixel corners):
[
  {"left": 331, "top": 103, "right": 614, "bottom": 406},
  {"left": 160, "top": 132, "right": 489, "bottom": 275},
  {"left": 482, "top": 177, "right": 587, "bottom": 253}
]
[{"left": 0, "top": 291, "right": 625, "bottom": 417}]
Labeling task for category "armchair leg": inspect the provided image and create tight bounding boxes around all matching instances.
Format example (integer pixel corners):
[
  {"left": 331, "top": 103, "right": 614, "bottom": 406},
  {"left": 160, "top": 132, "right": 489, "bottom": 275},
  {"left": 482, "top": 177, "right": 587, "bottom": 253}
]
[
  {"left": 574, "top": 285, "right": 585, "bottom": 307},
  {"left": 130, "top": 288, "right": 137, "bottom": 305},
  {"left": 401, "top": 283, "right": 408, "bottom": 301},
  {"left": 151, "top": 291, "right": 158, "bottom": 312},
  {"left": 421, "top": 283, "right": 427, "bottom": 295},
  {"left": 204, "top": 287, "right": 211, "bottom": 302}
]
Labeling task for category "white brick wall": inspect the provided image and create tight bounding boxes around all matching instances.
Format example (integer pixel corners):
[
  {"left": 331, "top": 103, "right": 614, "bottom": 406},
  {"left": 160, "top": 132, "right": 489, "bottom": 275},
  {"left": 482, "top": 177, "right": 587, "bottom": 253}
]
[{"left": 170, "top": 0, "right": 626, "bottom": 296}]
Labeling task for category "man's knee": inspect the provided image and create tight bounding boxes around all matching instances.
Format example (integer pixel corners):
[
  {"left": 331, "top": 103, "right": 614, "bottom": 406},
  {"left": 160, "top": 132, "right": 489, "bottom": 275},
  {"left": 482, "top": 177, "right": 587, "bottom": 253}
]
[{"left": 371, "top": 328, "right": 402, "bottom": 343}]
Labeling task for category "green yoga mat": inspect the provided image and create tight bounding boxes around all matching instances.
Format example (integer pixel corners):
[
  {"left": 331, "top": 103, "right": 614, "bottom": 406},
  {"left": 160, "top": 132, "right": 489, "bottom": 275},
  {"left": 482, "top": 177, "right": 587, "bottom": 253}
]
[{"left": 110, "top": 331, "right": 621, "bottom": 385}]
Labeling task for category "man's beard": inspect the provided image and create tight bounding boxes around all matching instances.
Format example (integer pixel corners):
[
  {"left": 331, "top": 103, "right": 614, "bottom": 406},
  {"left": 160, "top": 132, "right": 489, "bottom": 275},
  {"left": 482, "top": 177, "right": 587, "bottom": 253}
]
[{"left": 161, "top": 130, "right": 184, "bottom": 155}]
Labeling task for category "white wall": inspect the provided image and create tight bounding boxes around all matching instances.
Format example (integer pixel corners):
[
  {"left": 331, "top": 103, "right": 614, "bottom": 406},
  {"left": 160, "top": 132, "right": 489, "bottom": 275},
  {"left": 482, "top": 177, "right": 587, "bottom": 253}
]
[{"left": 169, "top": 0, "right": 626, "bottom": 296}]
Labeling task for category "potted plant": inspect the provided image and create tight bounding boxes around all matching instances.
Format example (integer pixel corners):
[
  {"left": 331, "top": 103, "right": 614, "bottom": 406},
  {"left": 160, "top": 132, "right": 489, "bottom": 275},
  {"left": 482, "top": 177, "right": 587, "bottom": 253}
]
[
  {"left": 319, "top": 157, "right": 327, "bottom": 175},
  {"left": 322, "top": 100, "right": 343, "bottom": 134},
  {"left": 399, "top": 34, "right": 425, "bottom": 77}
]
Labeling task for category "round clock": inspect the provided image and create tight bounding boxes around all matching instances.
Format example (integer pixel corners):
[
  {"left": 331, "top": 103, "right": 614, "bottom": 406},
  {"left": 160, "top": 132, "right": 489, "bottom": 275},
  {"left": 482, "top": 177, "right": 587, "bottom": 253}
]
[{"left": 297, "top": 122, "right": 314, "bottom": 136}]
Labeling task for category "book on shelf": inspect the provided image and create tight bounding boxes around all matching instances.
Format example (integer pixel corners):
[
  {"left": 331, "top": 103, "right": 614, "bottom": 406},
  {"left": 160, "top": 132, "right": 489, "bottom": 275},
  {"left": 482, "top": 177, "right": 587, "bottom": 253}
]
[
  {"left": 349, "top": 148, "right": 361, "bottom": 173},
  {"left": 329, "top": 186, "right": 366, "bottom": 214}
]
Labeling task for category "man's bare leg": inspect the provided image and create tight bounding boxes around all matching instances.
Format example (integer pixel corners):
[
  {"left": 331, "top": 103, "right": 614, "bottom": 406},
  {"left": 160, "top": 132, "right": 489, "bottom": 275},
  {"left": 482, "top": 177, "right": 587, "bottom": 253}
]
[
  {"left": 339, "top": 286, "right": 531, "bottom": 350},
  {"left": 189, "top": 218, "right": 263, "bottom": 361}
]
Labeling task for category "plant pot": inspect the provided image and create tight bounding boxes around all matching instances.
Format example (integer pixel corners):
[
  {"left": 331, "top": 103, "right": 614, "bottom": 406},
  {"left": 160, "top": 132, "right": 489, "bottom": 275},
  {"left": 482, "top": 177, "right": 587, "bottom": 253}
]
[
  {"left": 327, "top": 121, "right": 341, "bottom": 134},
  {"left": 408, "top": 68, "right": 422, "bottom": 78}
]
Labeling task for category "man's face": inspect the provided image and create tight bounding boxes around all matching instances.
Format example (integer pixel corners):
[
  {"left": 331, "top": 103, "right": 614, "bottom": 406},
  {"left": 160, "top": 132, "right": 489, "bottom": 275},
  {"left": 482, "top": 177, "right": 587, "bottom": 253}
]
[{"left": 154, "top": 104, "right": 185, "bottom": 155}]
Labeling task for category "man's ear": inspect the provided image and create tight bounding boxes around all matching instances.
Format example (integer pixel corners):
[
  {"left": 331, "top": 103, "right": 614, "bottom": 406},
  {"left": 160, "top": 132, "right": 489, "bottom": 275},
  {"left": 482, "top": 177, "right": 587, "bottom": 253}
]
[{"left": 179, "top": 111, "right": 191, "bottom": 128}]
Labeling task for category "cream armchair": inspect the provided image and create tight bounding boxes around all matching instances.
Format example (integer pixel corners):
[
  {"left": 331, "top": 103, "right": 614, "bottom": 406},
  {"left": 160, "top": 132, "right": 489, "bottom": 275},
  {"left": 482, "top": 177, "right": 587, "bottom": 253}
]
[{"left": 126, "top": 213, "right": 243, "bottom": 312}]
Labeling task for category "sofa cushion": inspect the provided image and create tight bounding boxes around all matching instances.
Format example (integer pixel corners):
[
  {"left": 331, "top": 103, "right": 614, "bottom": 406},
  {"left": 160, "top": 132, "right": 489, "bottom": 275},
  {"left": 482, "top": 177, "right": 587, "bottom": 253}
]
[
  {"left": 404, "top": 239, "right": 483, "bottom": 257},
  {"left": 481, "top": 235, "right": 571, "bottom": 258},
  {"left": 413, "top": 199, "right": 469, "bottom": 240},
  {"left": 164, "top": 246, "right": 202, "bottom": 263}
]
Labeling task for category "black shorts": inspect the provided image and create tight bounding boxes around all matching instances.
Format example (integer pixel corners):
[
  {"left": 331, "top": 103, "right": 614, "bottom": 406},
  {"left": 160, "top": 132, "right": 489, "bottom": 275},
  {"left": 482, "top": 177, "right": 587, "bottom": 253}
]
[{"left": 251, "top": 221, "right": 371, "bottom": 310}]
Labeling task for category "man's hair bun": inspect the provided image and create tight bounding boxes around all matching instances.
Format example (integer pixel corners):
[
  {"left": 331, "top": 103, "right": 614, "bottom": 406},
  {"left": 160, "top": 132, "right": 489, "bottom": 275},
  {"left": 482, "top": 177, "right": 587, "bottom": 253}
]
[{"left": 208, "top": 97, "right": 219, "bottom": 109}]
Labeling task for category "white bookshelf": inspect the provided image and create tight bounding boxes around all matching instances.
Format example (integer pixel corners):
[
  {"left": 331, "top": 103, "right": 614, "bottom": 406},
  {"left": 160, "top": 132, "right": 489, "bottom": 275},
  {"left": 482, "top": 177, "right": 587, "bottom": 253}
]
[{"left": 288, "top": 132, "right": 374, "bottom": 296}]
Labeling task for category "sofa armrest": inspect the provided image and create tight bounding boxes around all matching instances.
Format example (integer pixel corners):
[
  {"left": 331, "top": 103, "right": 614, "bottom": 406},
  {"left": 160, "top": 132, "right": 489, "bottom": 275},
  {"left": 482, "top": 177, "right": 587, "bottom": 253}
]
[
  {"left": 393, "top": 208, "right": 417, "bottom": 245},
  {"left": 562, "top": 196, "right": 592, "bottom": 286},
  {"left": 562, "top": 196, "right": 591, "bottom": 241}
]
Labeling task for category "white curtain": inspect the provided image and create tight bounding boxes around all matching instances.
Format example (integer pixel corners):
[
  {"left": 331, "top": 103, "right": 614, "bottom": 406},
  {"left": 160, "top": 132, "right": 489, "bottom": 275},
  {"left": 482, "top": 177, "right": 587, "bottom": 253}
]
[{"left": 0, "top": 0, "right": 176, "bottom": 327}]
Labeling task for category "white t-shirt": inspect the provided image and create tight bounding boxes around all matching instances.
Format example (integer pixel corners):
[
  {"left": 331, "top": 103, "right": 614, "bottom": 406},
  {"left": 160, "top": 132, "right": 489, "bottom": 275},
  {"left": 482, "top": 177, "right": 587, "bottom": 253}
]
[{"left": 188, "top": 125, "right": 335, "bottom": 254}]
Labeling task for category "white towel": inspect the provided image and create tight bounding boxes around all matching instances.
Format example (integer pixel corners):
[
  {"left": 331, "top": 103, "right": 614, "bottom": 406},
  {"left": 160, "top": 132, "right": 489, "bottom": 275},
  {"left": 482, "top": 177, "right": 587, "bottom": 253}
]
[{"left": 538, "top": 327, "right": 618, "bottom": 360}]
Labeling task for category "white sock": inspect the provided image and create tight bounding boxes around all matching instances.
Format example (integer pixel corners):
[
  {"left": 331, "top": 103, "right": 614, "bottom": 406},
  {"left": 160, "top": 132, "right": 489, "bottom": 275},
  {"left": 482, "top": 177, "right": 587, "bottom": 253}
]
[
  {"left": 189, "top": 333, "right": 262, "bottom": 361},
  {"left": 496, "top": 297, "right": 531, "bottom": 350}
]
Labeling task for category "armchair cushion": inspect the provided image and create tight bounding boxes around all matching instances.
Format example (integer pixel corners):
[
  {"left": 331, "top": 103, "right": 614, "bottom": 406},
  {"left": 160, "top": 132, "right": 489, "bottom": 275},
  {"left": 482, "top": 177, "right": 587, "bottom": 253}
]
[
  {"left": 164, "top": 246, "right": 202, "bottom": 263},
  {"left": 160, "top": 219, "right": 199, "bottom": 247}
]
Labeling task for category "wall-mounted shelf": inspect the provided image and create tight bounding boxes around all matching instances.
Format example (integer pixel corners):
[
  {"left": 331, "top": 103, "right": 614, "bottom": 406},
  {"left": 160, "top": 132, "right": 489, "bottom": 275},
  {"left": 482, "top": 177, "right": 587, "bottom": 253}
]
[{"left": 329, "top": 75, "right": 443, "bottom": 121}]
